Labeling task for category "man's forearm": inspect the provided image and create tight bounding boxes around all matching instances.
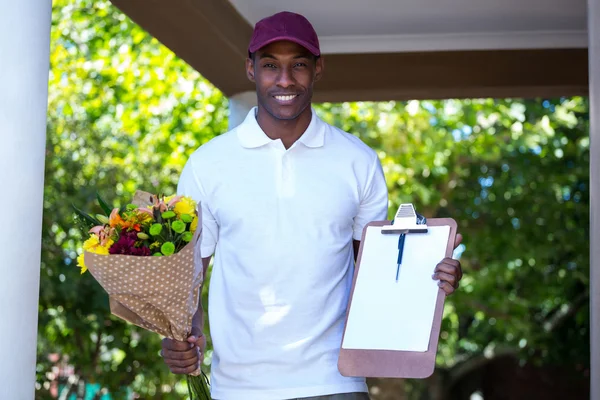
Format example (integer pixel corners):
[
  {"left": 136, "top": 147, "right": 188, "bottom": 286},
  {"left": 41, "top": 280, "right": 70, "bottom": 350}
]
[
  {"left": 191, "top": 300, "right": 205, "bottom": 333},
  {"left": 191, "top": 256, "right": 212, "bottom": 333},
  {"left": 353, "top": 240, "right": 360, "bottom": 262}
]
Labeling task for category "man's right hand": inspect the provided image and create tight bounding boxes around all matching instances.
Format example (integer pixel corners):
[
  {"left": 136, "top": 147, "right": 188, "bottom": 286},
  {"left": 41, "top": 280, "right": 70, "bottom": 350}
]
[{"left": 161, "top": 329, "right": 205, "bottom": 374}]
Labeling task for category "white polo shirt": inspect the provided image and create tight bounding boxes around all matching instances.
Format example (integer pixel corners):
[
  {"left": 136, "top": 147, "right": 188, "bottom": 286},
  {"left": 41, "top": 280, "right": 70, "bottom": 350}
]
[{"left": 177, "top": 107, "right": 388, "bottom": 400}]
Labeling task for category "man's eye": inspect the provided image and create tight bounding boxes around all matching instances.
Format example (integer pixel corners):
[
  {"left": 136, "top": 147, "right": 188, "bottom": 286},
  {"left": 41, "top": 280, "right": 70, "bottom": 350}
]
[
  {"left": 294, "top": 63, "right": 307, "bottom": 68},
  {"left": 263, "top": 63, "right": 276, "bottom": 69}
]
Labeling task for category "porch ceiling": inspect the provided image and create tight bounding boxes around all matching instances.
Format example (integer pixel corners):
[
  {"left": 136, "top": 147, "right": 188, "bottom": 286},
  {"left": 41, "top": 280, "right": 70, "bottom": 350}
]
[
  {"left": 230, "top": 0, "right": 588, "bottom": 54},
  {"left": 109, "top": 0, "right": 589, "bottom": 101}
]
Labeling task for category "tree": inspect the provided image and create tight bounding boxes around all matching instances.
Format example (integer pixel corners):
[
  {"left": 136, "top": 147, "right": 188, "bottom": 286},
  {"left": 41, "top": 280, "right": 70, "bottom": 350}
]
[
  {"left": 39, "top": 1, "right": 226, "bottom": 398},
  {"left": 40, "top": 1, "right": 590, "bottom": 399},
  {"left": 315, "top": 98, "right": 589, "bottom": 398}
]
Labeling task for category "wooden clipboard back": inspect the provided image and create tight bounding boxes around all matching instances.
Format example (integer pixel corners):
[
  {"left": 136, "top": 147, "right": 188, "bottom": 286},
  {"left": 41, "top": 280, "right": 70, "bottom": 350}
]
[{"left": 338, "top": 217, "right": 458, "bottom": 379}]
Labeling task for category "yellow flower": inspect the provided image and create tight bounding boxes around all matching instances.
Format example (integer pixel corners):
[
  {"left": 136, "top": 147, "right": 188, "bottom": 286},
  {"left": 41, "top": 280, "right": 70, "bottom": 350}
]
[
  {"left": 83, "top": 236, "right": 100, "bottom": 251},
  {"left": 190, "top": 215, "right": 198, "bottom": 233},
  {"left": 83, "top": 236, "right": 113, "bottom": 255},
  {"left": 77, "top": 253, "right": 87, "bottom": 274},
  {"left": 78, "top": 236, "right": 114, "bottom": 274},
  {"left": 174, "top": 196, "right": 196, "bottom": 217}
]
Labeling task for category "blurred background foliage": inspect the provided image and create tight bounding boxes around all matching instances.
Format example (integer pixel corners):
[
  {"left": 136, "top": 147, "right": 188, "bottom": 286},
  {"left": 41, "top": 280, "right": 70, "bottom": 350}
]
[{"left": 39, "top": 0, "right": 589, "bottom": 399}]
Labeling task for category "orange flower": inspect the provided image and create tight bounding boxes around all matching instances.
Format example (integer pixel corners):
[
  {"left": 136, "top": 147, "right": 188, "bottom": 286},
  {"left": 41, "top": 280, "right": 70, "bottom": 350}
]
[{"left": 109, "top": 208, "right": 124, "bottom": 228}]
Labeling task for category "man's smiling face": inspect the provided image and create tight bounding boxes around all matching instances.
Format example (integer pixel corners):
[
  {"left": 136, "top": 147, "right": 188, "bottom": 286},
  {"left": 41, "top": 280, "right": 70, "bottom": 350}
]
[{"left": 247, "top": 40, "right": 323, "bottom": 121}]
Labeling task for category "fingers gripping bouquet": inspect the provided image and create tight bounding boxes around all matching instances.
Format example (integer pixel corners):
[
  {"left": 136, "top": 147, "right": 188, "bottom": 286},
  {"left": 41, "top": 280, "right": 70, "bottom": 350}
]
[{"left": 74, "top": 190, "right": 211, "bottom": 399}]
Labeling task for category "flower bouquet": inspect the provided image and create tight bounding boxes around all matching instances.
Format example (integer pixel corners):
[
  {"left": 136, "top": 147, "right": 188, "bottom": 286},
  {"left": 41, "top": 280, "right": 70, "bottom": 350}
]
[{"left": 73, "top": 190, "right": 211, "bottom": 399}]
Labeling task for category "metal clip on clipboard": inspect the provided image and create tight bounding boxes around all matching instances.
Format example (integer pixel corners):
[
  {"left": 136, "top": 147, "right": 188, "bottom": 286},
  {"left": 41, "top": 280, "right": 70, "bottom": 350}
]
[{"left": 381, "top": 203, "right": 428, "bottom": 234}]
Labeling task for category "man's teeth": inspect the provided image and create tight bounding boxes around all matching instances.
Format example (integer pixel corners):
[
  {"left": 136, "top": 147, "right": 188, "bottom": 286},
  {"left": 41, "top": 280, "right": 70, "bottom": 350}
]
[{"left": 275, "top": 95, "right": 296, "bottom": 101}]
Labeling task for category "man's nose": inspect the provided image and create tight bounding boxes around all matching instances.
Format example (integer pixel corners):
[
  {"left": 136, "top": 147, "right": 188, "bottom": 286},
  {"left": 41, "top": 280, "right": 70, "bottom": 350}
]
[{"left": 276, "top": 67, "right": 294, "bottom": 88}]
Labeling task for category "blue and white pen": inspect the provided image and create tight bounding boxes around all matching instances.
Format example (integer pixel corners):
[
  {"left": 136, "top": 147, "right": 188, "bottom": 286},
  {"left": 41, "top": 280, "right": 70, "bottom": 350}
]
[{"left": 396, "top": 233, "right": 406, "bottom": 282}]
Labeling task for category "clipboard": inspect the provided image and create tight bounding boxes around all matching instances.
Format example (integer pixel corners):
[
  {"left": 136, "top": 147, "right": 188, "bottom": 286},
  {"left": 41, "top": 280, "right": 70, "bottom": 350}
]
[{"left": 338, "top": 204, "right": 457, "bottom": 379}]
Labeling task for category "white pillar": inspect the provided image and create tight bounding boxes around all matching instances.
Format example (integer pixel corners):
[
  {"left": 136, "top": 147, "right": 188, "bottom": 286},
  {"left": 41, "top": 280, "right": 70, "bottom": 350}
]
[
  {"left": 0, "top": 1, "right": 52, "bottom": 399},
  {"left": 590, "top": 0, "right": 600, "bottom": 398},
  {"left": 228, "top": 91, "right": 257, "bottom": 130}
]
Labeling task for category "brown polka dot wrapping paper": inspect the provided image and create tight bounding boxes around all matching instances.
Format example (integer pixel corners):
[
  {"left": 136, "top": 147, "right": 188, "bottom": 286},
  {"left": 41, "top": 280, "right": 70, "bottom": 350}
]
[{"left": 83, "top": 191, "right": 204, "bottom": 377}]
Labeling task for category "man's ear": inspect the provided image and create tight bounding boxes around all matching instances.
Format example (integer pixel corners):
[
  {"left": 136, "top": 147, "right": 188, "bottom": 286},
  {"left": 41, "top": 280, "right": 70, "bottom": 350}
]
[
  {"left": 314, "top": 56, "right": 324, "bottom": 83},
  {"left": 246, "top": 57, "right": 256, "bottom": 83}
]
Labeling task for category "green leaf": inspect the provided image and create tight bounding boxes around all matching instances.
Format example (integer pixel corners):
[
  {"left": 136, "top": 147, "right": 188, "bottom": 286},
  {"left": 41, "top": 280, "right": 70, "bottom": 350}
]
[
  {"left": 180, "top": 213, "right": 193, "bottom": 223},
  {"left": 96, "top": 191, "right": 113, "bottom": 215},
  {"left": 71, "top": 203, "right": 100, "bottom": 229}
]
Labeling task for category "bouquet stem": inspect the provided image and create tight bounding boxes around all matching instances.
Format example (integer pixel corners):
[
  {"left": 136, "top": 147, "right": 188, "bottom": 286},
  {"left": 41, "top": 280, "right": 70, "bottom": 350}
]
[{"left": 186, "top": 370, "right": 211, "bottom": 400}]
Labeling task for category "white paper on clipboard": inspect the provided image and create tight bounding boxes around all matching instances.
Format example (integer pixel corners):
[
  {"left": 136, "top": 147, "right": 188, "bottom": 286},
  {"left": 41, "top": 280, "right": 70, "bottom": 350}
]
[{"left": 341, "top": 225, "right": 450, "bottom": 352}]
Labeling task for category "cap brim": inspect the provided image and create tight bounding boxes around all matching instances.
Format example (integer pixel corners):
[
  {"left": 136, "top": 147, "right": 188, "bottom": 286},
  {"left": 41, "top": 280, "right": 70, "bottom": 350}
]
[{"left": 248, "top": 35, "right": 320, "bottom": 56}]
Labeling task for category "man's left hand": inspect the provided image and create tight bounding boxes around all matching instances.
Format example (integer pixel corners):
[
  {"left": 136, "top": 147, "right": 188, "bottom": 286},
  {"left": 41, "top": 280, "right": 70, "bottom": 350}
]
[{"left": 432, "top": 233, "right": 463, "bottom": 295}]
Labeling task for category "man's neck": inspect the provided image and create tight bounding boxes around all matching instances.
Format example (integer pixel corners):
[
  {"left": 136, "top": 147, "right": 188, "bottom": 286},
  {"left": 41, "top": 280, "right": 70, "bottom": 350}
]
[{"left": 255, "top": 106, "right": 312, "bottom": 149}]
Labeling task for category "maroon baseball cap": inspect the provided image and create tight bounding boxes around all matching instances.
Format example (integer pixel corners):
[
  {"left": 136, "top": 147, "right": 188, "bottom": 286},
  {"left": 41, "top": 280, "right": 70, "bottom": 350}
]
[{"left": 248, "top": 11, "right": 320, "bottom": 56}]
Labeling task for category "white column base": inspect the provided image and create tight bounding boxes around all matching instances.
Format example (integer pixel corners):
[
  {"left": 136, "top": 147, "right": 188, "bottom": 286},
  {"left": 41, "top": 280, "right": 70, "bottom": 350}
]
[
  {"left": 228, "top": 91, "right": 257, "bottom": 131},
  {"left": 0, "top": 1, "right": 52, "bottom": 399}
]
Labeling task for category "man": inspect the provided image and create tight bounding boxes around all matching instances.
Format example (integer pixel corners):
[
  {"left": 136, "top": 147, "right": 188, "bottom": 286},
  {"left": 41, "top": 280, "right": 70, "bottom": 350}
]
[{"left": 162, "top": 11, "right": 463, "bottom": 400}]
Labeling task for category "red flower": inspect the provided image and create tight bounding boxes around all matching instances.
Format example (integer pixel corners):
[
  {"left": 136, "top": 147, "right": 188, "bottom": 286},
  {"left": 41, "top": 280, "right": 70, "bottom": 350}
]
[{"left": 109, "top": 230, "right": 150, "bottom": 256}]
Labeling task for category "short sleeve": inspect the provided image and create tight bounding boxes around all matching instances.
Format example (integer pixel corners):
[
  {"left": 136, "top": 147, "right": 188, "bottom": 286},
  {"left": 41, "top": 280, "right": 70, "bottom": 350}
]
[
  {"left": 352, "top": 156, "right": 388, "bottom": 240},
  {"left": 177, "top": 157, "right": 219, "bottom": 257}
]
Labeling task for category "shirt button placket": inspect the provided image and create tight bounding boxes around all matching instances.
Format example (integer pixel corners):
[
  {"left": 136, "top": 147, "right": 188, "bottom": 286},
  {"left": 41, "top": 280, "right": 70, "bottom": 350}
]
[
  {"left": 274, "top": 144, "right": 284, "bottom": 196},
  {"left": 281, "top": 152, "right": 293, "bottom": 197}
]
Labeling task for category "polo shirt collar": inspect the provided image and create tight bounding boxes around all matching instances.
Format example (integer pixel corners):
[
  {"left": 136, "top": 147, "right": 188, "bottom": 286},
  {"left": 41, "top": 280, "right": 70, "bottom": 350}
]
[
  {"left": 237, "top": 107, "right": 325, "bottom": 149},
  {"left": 297, "top": 109, "right": 326, "bottom": 148}
]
